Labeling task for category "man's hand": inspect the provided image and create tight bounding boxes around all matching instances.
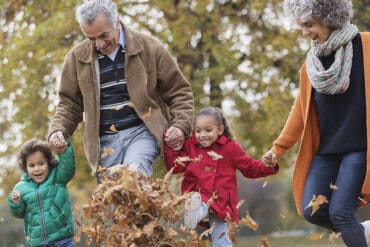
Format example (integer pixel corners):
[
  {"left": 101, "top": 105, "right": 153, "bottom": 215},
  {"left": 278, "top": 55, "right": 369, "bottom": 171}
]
[
  {"left": 49, "top": 131, "right": 67, "bottom": 153},
  {"left": 164, "top": 126, "right": 185, "bottom": 150}
]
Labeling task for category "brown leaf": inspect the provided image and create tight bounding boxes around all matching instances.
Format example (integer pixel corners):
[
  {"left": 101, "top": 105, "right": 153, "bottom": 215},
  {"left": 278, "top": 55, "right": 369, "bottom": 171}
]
[
  {"left": 109, "top": 124, "right": 118, "bottom": 132},
  {"left": 236, "top": 200, "right": 245, "bottom": 209},
  {"left": 259, "top": 236, "right": 271, "bottom": 247},
  {"left": 238, "top": 212, "right": 258, "bottom": 231},
  {"left": 359, "top": 197, "right": 368, "bottom": 205},
  {"left": 111, "top": 105, "right": 124, "bottom": 111},
  {"left": 101, "top": 147, "right": 114, "bottom": 159},
  {"left": 140, "top": 107, "right": 151, "bottom": 119},
  {"left": 309, "top": 232, "right": 324, "bottom": 241},
  {"left": 330, "top": 182, "right": 338, "bottom": 190},
  {"left": 304, "top": 194, "right": 329, "bottom": 216},
  {"left": 280, "top": 210, "right": 286, "bottom": 219}
]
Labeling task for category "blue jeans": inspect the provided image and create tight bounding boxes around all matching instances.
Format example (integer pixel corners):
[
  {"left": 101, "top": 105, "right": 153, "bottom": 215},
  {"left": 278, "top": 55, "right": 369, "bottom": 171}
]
[
  {"left": 301, "top": 152, "right": 367, "bottom": 247},
  {"left": 46, "top": 237, "right": 75, "bottom": 247},
  {"left": 99, "top": 124, "right": 159, "bottom": 180},
  {"left": 192, "top": 201, "right": 232, "bottom": 247}
]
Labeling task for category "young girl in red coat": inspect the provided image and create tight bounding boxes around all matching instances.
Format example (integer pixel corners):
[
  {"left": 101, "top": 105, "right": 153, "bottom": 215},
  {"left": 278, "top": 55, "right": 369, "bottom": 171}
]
[{"left": 164, "top": 106, "right": 279, "bottom": 246}]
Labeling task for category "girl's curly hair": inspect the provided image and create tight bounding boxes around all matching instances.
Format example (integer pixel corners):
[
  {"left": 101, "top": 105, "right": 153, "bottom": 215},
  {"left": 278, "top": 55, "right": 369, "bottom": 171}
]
[
  {"left": 284, "top": 0, "right": 353, "bottom": 29},
  {"left": 17, "top": 139, "right": 57, "bottom": 173}
]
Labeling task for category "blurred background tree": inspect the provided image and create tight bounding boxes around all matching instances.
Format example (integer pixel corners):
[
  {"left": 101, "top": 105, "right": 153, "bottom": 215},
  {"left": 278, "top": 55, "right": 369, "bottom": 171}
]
[{"left": 1, "top": 0, "right": 370, "bottom": 245}]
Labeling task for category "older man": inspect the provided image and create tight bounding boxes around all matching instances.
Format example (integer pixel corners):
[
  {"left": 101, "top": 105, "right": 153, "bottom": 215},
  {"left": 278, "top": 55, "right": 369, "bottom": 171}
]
[{"left": 48, "top": 0, "right": 194, "bottom": 180}]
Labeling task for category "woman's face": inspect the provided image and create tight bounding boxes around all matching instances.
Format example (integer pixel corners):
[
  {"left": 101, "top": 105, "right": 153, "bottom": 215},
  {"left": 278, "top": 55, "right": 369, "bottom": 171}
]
[{"left": 297, "top": 19, "right": 332, "bottom": 45}]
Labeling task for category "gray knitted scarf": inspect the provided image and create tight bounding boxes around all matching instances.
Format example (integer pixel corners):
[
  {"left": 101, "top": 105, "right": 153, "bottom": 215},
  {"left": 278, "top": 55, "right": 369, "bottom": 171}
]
[{"left": 306, "top": 22, "right": 358, "bottom": 95}]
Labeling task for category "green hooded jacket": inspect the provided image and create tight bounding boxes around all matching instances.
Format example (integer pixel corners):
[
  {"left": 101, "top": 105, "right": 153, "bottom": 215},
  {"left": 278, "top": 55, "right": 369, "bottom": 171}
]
[{"left": 8, "top": 140, "right": 75, "bottom": 247}]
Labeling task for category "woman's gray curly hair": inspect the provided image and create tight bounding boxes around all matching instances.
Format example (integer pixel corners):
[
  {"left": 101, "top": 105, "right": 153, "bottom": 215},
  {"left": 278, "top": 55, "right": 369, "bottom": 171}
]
[
  {"left": 75, "top": 0, "right": 118, "bottom": 28},
  {"left": 284, "top": 0, "right": 353, "bottom": 29}
]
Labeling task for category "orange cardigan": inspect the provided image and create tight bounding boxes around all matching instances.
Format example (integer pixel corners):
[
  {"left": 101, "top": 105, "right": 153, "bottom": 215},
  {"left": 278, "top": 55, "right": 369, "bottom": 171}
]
[{"left": 272, "top": 32, "right": 370, "bottom": 216}]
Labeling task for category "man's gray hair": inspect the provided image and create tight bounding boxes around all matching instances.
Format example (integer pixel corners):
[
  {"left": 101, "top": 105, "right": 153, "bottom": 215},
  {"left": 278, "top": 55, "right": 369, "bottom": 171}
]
[
  {"left": 75, "top": 0, "right": 118, "bottom": 28},
  {"left": 284, "top": 0, "right": 353, "bottom": 29}
]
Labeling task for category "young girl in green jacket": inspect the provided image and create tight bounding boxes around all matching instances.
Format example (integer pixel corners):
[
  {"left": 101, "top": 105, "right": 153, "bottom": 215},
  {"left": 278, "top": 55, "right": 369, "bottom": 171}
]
[{"left": 8, "top": 138, "right": 75, "bottom": 247}]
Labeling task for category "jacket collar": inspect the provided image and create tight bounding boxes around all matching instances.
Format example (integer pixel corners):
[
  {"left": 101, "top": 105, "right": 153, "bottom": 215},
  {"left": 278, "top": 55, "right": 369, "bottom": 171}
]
[
  {"left": 190, "top": 133, "right": 228, "bottom": 146},
  {"left": 77, "top": 22, "right": 143, "bottom": 63}
]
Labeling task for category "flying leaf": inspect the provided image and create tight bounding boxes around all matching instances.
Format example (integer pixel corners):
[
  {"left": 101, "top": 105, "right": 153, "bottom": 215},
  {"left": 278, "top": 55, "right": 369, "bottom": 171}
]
[
  {"left": 109, "top": 124, "right": 118, "bottom": 132},
  {"left": 359, "top": 197, "right": 368, "bottom": 205},
  {"left": 239, "top": 211, "right": 258, "bottom": 231},
  {"left": 101, "top": 147, "right": 114, "bottom": 159},
  {"left": 140, "top": 107, "right": 151, "bottom": 119},
  {"left": 280, "top": 211, "right": 286, "bottom": 219},
  {"left": 207, "top": 151, "right": 223, "bottom": 160},
  {"left": 111, "top": 105, "right": 124, "bottom": 111},
  {"left": 259, "top": 236, "right": 271, "bottom": 247},
  {"left": 236, "top": 200, "right": 245, "bottom": 209},
  {"left": 329, "top": 182, "right": 338, "bottom": 190},
  {"left": 304, "top": 194, "right": 329, "bottom": 216}
]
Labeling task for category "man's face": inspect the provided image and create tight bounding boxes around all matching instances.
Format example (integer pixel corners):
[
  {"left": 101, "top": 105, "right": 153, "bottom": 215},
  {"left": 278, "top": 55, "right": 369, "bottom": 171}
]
[{"left": 81, "top": 14, "right": 120, "bottom": 55}]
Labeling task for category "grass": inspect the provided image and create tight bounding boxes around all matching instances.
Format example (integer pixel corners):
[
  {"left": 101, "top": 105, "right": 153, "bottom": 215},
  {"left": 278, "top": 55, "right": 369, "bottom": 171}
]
[{"left": 233, "top": 235, "right": 346, "bottom": 247}]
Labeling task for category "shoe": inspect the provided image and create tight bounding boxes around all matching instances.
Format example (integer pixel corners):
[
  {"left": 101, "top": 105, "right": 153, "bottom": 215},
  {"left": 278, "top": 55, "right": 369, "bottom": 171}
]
[
  {"left": 184, "top": 192, "right": 207, "bottom": 229},
  {"left": 361, "top": 220, "right": 370, "bottom": 243}
]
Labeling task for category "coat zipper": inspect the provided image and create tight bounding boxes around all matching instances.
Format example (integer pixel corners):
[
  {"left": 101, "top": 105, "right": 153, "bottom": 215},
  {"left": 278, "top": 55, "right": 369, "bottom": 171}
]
[{"left": 36, "top": 186, "right": 48, "bottom": 245}]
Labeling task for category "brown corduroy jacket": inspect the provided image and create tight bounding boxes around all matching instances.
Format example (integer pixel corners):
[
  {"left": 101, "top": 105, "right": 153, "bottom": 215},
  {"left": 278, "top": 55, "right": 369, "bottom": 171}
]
[
  {"left": 48, "top": 24, "right": 194, "bottom": 175},
  {"left": 272, "top": 32, "right": 370, "bottom": 216}
]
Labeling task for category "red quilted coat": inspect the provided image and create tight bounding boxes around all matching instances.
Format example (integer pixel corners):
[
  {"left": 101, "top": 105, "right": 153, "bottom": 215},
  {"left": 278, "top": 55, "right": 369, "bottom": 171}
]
[{"left": 164, "top": 134, "right": 279, "bottom": 222}]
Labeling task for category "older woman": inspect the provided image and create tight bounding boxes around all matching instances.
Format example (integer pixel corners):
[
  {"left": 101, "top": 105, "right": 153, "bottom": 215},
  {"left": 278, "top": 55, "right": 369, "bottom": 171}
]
[{"left": 262, "top": 0, "right": 370, "bottom": 246}]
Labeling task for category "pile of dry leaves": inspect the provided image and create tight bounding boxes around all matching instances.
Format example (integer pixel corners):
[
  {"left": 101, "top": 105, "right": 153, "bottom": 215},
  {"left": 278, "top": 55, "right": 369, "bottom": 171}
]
[{"left": 74, "top": 166, "right": 257, "bottom": 247}]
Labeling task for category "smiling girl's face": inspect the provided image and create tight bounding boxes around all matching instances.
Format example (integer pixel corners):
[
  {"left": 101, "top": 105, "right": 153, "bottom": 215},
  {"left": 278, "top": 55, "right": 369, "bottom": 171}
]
[{"left": 194, "top": 115, "right": 224, "bottom": 148}]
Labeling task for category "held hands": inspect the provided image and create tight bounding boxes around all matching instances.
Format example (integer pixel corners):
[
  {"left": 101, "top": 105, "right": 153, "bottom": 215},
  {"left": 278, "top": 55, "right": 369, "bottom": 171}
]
[
  {"left": 11, "top": 190, "right": 21, "bottom": 204},
  {"left": 262, "top": 150, "right": 277, "bottom": 168},
  {"left": 164, "top": 126, "right": 185, "bottom": 151},
  {"left": 49, "top": 131, "right": 67, "bottom": 153}
]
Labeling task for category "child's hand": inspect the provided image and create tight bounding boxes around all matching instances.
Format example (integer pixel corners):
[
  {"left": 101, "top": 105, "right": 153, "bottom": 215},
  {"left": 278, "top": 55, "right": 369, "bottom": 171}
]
[
  {"left": 262, "top": 150, "right": 277, "bottom": 168},
  {"left": 164, "top": 127, "right": 185, "bottom": 150},
  {"left": 11, "top": 190, "right": 21, "bottom": 204}
]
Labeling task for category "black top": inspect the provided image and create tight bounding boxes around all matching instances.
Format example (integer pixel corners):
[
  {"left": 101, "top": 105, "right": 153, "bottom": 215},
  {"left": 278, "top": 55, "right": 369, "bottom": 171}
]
[
  {"left": 314, "top": 33, "right": 367, "bottom": 154},
  {"left": 98, "top": 45, "right": 143, "bottom": 135}
]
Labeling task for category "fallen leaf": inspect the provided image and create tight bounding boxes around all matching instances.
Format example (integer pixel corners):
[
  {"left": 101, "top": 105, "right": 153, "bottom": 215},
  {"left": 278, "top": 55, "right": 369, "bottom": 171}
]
[
  {"left": 309, "top": 232, "right": 324, "bottom": 240},
  {"left": 329, "top": 231, "right": 342, "bottom": 243}
]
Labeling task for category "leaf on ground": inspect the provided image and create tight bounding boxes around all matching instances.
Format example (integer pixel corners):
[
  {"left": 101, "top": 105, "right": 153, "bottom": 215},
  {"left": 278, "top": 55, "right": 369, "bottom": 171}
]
[
  {"left": 329, "top": 231, "right": 342, "bottom": 243},
  {"left": 308, "top": 232, "right": 324, "bottom": 240}
]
